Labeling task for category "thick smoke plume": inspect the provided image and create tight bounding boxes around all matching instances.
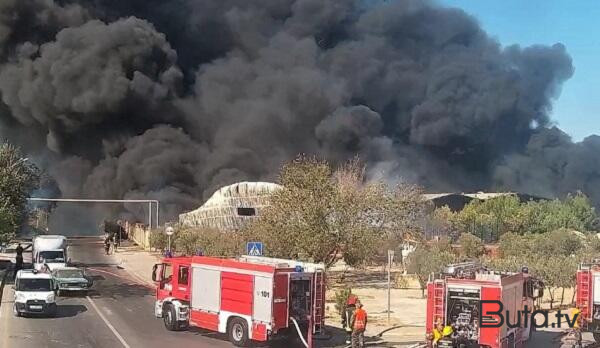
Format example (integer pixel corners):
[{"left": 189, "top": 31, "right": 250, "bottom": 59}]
[{"left": 0, "top": 0, "right": 594, "bottom": 233}]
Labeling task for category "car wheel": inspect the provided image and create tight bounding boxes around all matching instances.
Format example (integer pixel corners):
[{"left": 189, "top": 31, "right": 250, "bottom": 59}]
[
  {"left": 163, "top": 304, "right": 178, "bottom": 331},
  {"left": 13, "top": 304, "right": 20, "bottom": 317},
  {"left": 228, "top": 317, "right": 249, "bottom": 347}
]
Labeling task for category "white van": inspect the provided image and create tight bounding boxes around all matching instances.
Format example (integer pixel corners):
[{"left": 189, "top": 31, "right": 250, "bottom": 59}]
[
  {"left": 13, "top": 269, "right": 57, "bottom": 317},
  {"left": 33, "top": 235, "right": 68, "bottom": 271}
]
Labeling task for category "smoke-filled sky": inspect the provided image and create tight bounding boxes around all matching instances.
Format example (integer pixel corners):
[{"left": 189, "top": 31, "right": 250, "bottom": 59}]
[
  {"left": 1, "top": 0, "right": 598, "bottom": 232},
  {"left": 443, "top": 0, "right": 600, "bottom": 142}
]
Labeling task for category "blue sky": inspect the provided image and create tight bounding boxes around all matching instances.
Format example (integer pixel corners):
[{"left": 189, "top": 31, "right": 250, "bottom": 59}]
[{"left": 440, "top": 0, "right": 600, "bottom": 141}]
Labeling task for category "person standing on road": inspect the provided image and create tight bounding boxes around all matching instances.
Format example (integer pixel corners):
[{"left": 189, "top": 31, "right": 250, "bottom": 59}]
[
  {"left": 350, "top": 301, "right": 367, "bottom": 348},
  {"left": 104, "top": 233, "right": 112, "bottom": 255},
  {"left": 14, "top": 243, "right": 24, "bottom": 279}
]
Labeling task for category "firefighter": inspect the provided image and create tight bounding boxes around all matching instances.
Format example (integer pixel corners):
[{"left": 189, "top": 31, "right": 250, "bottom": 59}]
[
  {"left": 559, "top": 307, "right": 582, "bottom": 347},
  {"left": 342, "top": 293, "right": 359, "bottom": 344},
  {"left": 431, "top": 319, "right": 444, "bottom": 347},
  {"left": 350, "top": 301, "right": 367, "bottom": 348},
  {"left": 571, "top": 307, "right": 581, "bottom": 329},
  {"left": 431, "top": 319, "right": 453, "bottom": 347}
]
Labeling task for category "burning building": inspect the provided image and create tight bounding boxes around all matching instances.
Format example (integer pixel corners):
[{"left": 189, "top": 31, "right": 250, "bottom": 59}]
[{"left": 0, "top": 0, "right": 594, "bottom": 228}]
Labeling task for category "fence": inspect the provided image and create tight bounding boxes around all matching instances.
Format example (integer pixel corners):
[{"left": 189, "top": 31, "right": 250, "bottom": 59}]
[
  {"left": 422, "top": 218, "right": 503, "bottom": 243},
  {"left": 129, "top": 223, "right": 151, "bottom": 250}
]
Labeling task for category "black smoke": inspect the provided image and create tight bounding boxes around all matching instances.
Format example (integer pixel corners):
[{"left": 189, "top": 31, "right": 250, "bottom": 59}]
[{"left": 0, "top": 0, "right": 592, "bottom": 233}]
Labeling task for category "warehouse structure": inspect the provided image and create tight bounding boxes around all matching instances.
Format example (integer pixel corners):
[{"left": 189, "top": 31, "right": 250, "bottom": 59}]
[{"left": 179, "top": 182, "right": 282, "bottom": 230}]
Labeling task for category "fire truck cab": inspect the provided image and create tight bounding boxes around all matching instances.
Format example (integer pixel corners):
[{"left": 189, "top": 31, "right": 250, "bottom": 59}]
[
  {"left": 425, "top": 262, "right": 543, "bottom": 348},
  {"left": 576, "top": 259, "right": 600, "bottom": 342},
  {"left": 152, "top": 255, "right": 325, "bottom": 347}
]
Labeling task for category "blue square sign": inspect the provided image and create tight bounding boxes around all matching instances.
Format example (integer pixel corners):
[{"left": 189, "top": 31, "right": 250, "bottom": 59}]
[{"left": 246, "top": 242, "right": 263, "bottom": 256}]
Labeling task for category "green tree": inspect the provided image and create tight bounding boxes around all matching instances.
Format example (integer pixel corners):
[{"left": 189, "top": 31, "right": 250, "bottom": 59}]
[
  {"left": 428, "top": 206, "right": 459, "bottom": 241},
  {"left": 406, "top": 243, "right": 455, "bottom": 297},
  {"left": 495, "top": 230, "right": 582, "bottom": 308},
  {"left": 0, "top": 204, "right": 18, "bottom": 243},
  {"left": 458, "top": 233, "right": 485, "bottom": 259},
  {"left": 454, "top": 195, "right": 523, "bottom": 240},
  {"left": 0, "top": 142, "right": 40, "bottom": 243},
  {"left": 243, "top": 156, "right": 428, "bottom": 267},
  {"left": 497, "top": 232, "right": 536, "bottom": 258}
]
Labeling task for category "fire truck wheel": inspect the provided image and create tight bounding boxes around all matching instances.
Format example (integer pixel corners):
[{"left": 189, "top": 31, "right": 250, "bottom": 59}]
[
  {"left": 228, "top": 317, "right": 249, "bottom": 347},
  {"left": 594, "top": 332, "right": 600, "bottom": 343},
  {"left": 177, "top": 319, "right": 189, "bottom": 330},
  {"left": 163, "top": 304, "right": 179, "bottom": 331}
]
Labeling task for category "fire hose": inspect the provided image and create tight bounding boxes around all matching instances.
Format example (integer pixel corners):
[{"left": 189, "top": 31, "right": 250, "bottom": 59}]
[{"left": 290, "top": 317, "right": 310, "bottom": 348}]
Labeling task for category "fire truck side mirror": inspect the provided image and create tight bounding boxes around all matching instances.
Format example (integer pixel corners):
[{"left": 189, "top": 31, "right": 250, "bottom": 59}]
[{"left": 152, "top": 264, "right": 161, "bottom": 282}]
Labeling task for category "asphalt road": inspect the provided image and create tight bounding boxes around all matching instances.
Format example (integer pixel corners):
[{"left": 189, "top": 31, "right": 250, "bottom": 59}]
[{"left": 0, "top": 237, "right": 233, "bottom": 348}]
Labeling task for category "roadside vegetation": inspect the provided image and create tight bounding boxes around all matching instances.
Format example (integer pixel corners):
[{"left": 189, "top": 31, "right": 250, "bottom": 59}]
[
  {"left": 0, "top": 142, "right": 39, "bottom": 243},
  {"left": 408, "top": 193, "right": 599, "bottom": 305}
]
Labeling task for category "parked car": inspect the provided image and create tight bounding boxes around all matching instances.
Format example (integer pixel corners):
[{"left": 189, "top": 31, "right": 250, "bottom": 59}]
[{"left": 51, "top": 267, "right": 93, "bottom": 295}]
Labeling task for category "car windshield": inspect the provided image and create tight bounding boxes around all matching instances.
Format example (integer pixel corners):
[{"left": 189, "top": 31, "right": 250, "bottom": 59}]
[
  {"left": 55, "top": 270, "right": 84, "bottom": 278},
  {"left": 39, "top": 251, "right": 65, "bottom": 263},
  {"left": 16, "top": 278, "right": 52, "bottom": 292}
]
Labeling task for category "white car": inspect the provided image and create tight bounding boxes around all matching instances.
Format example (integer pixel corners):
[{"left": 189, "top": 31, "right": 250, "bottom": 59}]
[{"left": 13, "top": 269, "right": 57, "bottom": 317}]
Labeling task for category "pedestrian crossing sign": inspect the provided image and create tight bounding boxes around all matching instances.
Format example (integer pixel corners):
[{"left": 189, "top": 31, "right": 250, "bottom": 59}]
[{"left": 246, "top": 242, "right": 263, "bottom": 256}]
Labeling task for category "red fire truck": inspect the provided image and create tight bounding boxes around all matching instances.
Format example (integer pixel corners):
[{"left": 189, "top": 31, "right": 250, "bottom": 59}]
[
  {"left": 576, "top": 260, "right": 600, "bottom": 342},
  {"left": 151, "top": 254, "right": 325, "bottom": 346},
  {"left": 425, "top": 262, "right": 543, "bottom": 348}
]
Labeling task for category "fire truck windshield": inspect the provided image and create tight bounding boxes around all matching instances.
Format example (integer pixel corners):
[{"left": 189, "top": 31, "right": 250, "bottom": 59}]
[{"left": 163, "top": 263, "right": 172, "bottom": 282}]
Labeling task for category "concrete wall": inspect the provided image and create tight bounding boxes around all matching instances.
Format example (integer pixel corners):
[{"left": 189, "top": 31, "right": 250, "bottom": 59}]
[{"left": 129, "top": 223, "right": 150, "bottom": 250}]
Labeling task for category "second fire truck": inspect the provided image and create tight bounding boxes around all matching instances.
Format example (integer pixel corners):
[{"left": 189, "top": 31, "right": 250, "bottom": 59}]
[
  {"left": 425, "top": 261, "right": 544, "bottom": 348},
  {"left": 576, "top": 259, "right": 600, "bottom": 343}
]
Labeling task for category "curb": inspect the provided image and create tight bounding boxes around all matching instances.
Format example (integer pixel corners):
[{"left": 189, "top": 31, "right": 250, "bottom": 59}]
[{"left": 0, "top": 267, "right": 10, "bottom": 307}]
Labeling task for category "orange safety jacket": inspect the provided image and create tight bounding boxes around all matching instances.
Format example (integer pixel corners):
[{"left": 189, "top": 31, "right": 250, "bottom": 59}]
[{"left": 352, "top": 308, "right": 367, "bottom": 330}]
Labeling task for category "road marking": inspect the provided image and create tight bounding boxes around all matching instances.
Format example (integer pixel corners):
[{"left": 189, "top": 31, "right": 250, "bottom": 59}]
[
  {"left": 86, "top": 296, "right": 131, "bottom": 348},
  {"left": 87, "top": 267, "right": 153, "bottom": 289}
]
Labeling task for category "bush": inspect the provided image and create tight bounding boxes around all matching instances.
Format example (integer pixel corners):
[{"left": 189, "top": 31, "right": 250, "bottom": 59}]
[
  {"left": 176, "top": 227, "right": 244, "bottom": 256},
  {"left": 149, "top": 228, "right": 172, "bottom": 251},
  {"left": 334, "top": 288, "right": 352, "bottom": 315}
]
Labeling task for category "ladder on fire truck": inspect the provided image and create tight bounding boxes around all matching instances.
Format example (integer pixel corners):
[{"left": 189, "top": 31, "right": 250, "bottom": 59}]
[
  {"left": 577, "top": 269, "right": 592, "bottom": 326},
  {"left": 432, "top": 280, "right": 446, "bottom": 324},
  {"left": 313, "top": 269, "right": 324, "bottom": 334}
]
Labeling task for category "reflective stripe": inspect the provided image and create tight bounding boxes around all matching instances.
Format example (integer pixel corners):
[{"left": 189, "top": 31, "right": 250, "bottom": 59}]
[{"left": 353, "top": 309, "right": 367, "bottom": 330}]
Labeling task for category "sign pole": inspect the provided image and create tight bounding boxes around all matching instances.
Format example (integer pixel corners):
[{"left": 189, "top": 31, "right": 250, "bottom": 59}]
[
  {"left": 165, "top": 226, "right": 175, "bottom": 253},
  {"left": 387, "top": 250, "right": 394, "bottom": 325}
]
